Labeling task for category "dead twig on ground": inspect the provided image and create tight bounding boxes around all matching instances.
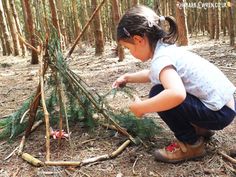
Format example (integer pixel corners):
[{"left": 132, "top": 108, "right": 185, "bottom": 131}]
[
  {"left": 21, "top": 152, "right": 44, "bottom": 167},
  {"left": 4, "top": 146, "right": 19, "bottom": 161},
  {"left": 218, "top": 151, "right": 236, "bottom": 164},
  {"left": 132, "top": 155, "right": 139, "bottom": 175},
  {"left": 45, "top": 139, "right": 131, "bottom": 167}
]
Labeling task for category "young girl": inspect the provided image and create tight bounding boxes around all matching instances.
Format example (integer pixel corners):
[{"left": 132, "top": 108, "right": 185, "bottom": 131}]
[{"left": 112, "top": 5, "right": 236, "bottom": 163}]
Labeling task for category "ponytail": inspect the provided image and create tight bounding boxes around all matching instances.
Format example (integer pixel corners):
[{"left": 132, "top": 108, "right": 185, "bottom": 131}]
[{"left": 163, "top": 16, "right": 179, "bottom": 44}]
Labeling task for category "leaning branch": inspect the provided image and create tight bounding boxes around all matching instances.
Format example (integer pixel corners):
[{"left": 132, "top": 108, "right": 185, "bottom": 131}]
[
  {"left": 66, "top": 0, "right": 107, "bottom": 59},
  {"left": 17, "top": 33, "right": 41, "bottom": 54}
]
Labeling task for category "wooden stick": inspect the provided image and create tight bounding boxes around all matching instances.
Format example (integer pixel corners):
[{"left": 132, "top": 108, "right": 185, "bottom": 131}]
[
  {"left": 21, "top": 153, "right": 44, "bottom": 167},
  {"left": 17, "top": 120, "right": 44, "bottom": 155},
  {"left": 31, "top": 120, "right": 43, "bottom": 132},
  {"left": 4, "top": 146, "right": 19, "bottom": 161},
  {"left": 20, "top": 109, "right": 29, "bottom": 124},
  {"left": 40, "top": 54, "right": 51, "bottom": 161},
  {"left": 17, "top": 33, "right": 41, "bottom": 54},
  {"left": 18, "top": 135, "right": 26, "bottom": 155},
  {"left": 224, "top": 163, "right": 236, "bottom": 174},
  {"left": 66, "top": 0, "right": 107, "bottom": 59},
  {"left": 45, "top": 139, "right": 131, "bottom": 167},
  {"left": 45, "top": 161, "right": 81, "bottom": 166},
  {"left": 218, "top": 151, "right": 236, "bottom": 164},
  {"left": 110, "top": 140, "right": 131, "bottom": 158}
]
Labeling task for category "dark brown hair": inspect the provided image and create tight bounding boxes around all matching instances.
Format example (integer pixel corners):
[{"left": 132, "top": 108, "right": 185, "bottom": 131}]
[{"left": 117, "top": 5, "right": 178, "bottom": 50}]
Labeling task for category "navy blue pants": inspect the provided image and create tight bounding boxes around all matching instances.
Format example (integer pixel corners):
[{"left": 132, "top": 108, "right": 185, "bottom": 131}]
[{"left": 149, "top": 85, "right": 236, "bottom": 144}]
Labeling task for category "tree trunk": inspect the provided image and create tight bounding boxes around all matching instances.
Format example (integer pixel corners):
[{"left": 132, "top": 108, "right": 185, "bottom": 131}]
[
  {"left": 153, "top": 0, "right": 161, "bottom": 14},
  {"left": 49, "top": 0, "right": 61, "bottom": 39},
  {"left": 215, "top": 3, "right": 220, "bottom": 40},
  {"left": 57, "top": 0, "right": 67, "bottom": 48},
  {"left": 42, "top": 0, "right": 49, "bottom": 34},
  {"left": 20, "top": 0, "right": 30, "bottom": 40},
  {"left": 176, "top": 0, "right": 188, "bottom": 46},
  {"left": 81, "top": 0, "right": 93, "bottom": 44},
  {"left": 71, "top": 0, "right": 81, "bottom": 38},
  {"left": 0, "top": 1, "right": 12, "bottom": 55},
  {"left": 228, "top": 0, "right": 235, "bottom": 46},
  {"left": 10, "top": 0, "right": 26, "bottom": 56},
  {"left": 111, "top": 0, "right": 125, "bottom": 61},
  {"left": 2, "top": 0, "right": 20, "bottom": 56},
  {"left": 0, "top": 24, "right": 7, "bottom": 55},
  {"left": 92, "top": 0, "right": 104, "bottom": 55},
  {"left": 23, "top": 0, "right": 38, "bottom": 64},
  {"left": 208, "top": 0, "right": 215, "bottom": 39},
  {"left": 132, "top": 0, "right": 139, "bottom": 6}
]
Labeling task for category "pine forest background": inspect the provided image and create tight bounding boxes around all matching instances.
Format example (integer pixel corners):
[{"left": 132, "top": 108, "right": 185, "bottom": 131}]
[{"left": 0, "top": 0, "right": 235, "bottom": 61}]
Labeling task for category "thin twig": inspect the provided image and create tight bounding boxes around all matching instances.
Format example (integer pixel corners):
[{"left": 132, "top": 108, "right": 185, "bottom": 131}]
[
  {"left": 218, "top": 151, "right": 236, "bottom": 164},
  {"left": 223, "top": 162, "right": 236, "bottom": 174},
  {"left": 17, "top": 33, "right": 41, "bottom": 54},
  {"left": 40, "top": 53, "right": 51, "bottom": 161},
  {"left": 132, "top": 156, "right": 139, "bottom": 175},
  {"left": 4, "top": 146, "right": 19, "bottom": 161},
  {"left": 20, "top": 109, "right": 29, "bottom": 123}
]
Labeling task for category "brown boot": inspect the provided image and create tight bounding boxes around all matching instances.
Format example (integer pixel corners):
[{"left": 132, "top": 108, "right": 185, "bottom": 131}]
[
  {"left": 192, "top": 124, "right": 215, "bottom": 138},
  {"left": 154, "top": 138, "right": 206, "bottom": 163}
]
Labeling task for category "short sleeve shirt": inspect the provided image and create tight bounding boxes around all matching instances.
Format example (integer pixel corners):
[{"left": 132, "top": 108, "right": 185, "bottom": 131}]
[{"left": 149, "top": 41, "right": 236, "bottom": 111}]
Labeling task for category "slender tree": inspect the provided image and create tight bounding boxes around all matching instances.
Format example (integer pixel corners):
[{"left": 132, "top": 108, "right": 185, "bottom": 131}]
[
  {"left": 228, "top": 0, "right": 235, "bottom": 46},
  {"left": 111, "top": 0, "right": 125, "bottom": 61},
  {"left": 81, "top": 0, "right": 93, "bottom": 43},
  {"left": 92, "top": 0, "right": 104, "bottom": 55},
  {"left": 2, "top": 0, "right": 20, "bottom": 56},
  {"left": 49, "top": 0, "right": 61, "bottom": 36},
  {"left": 176, "top": 0, "right": 188, "bottom": 46},
  {"left": 23, "top": 0, "right": 38, "bottom": 64},
  {"left": 0, "top": 24, "right": 7, "bottom": 55},
  {"left": 208, "top": 0, "right": 216, "bottom": 39},
  {"left": 0, "top": 1, "right": 12, "bottom": 55},
  {"left": 71, "top": 0, "right": 81, "bottom": 38},
  {"left": 20, "top": 0, "right": 30, "bottom": 40},
  {"left": 57, "top": 0, "right": 67, "bottom": 48},
  {"left": 10, "top": 0, "right": 26, "bottom": 56}
]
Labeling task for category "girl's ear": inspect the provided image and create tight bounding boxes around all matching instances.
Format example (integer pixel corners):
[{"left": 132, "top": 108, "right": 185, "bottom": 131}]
[{"left": 133, "top": 35, "right": 144, "bottom": 44}]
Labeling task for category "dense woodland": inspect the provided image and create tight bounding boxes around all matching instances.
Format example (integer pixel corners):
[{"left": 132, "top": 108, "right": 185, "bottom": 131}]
[
  {"left": 0, "top": 0, "right": 235, "bottom": 63},
  {"left": 0, "top": 1, "right": 236, "bottom": 176}
]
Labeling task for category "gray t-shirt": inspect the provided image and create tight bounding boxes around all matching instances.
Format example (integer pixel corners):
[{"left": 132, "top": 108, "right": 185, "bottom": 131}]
[{"left": 149, "top": 41, "right": 235, "bottom": 111}]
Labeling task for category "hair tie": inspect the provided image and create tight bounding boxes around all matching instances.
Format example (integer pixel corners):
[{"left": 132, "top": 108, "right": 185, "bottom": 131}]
[
  {"left": 148, "top": 20, "right": 155, "bottom": 27},
  {"left": 159, "top": 16, "right": 165, "bottom": 22},
  {"left": 123, "top": 27, "right": 131, "bottom": 37}
]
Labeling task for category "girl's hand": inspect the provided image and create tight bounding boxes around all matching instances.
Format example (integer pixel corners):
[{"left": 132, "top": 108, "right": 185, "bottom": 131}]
[
  {"left": 129, "top": 96, "right": 144, "bottom": 118},
  {"left": 112, "top": 74, "right": 128, "bottom": 88}
]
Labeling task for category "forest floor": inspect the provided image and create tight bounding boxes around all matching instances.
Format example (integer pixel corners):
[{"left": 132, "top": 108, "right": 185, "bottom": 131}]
[{"left": 0, "top": 36, "right": 236, "bottom": 177}]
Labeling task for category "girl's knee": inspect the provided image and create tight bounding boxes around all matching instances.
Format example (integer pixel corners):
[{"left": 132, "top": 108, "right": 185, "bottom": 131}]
[{"left": 149, "top": 84, "right": 164, "bottom": 98}]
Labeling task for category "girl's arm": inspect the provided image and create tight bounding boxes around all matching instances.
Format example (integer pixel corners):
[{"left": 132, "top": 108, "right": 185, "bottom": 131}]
[
  {"left": 112, "top": 69, "right": 150, "bottom": 88},
  {"left": 130, "top": 66, "right": 186, "bottom": 117}
]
